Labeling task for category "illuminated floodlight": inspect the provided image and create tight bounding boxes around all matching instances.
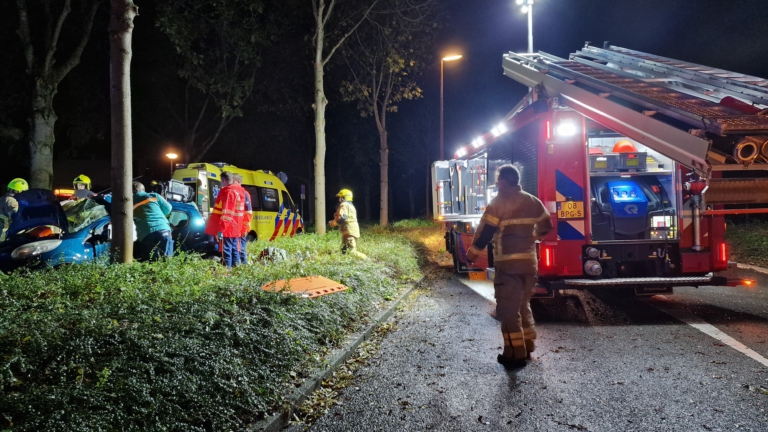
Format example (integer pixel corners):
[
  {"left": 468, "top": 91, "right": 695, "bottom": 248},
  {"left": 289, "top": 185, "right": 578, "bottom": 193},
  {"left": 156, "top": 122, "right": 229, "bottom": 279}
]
[
  {"left": 491, "top": 122, "right": 509, "bottom": 137},
  {"left": 555, "top": 120, "right": 577, "bottom": 137},
  {"left": 516, "top": 0, "right": 524, "bottom": 5},
  {"left": 472, "top": 137, "right": 486, "bottom": 148},
  {"left": 521, "top": 5, "right": 529, "bottom": 13},
  {"left": 456, "top": 147, "right": 468, "bottom": 158}
]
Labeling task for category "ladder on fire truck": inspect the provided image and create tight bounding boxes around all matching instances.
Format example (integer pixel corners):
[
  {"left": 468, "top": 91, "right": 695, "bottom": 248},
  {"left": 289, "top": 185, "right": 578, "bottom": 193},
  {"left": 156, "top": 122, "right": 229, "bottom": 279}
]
[{"left": 501, "top": 42, "right": 768, "bottom": 208}]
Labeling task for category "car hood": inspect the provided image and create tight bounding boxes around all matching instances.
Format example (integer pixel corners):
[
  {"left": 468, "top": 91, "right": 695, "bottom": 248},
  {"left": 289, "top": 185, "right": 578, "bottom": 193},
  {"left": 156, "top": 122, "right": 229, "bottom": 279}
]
[{"left": 7, "top": 189, "right": 69, "bottom": 237}]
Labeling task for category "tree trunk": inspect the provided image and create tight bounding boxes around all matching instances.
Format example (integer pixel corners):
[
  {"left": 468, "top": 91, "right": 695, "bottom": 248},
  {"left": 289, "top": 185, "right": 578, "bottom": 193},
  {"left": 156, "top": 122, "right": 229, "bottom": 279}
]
[
  {"left": 313, "top": 27, "right": 327, "bottom": 235},
  {"left": 28, "top": 81, "right": 58, "bottom": 188},
  {"left": 109, "top": 0, "right": 138, "bottom": 263},
  {"left": 364, "top": 179, "right": 371, "bottom": 221},
  {"left": 425, "top": 167, "right": 431, "bottom": 219},
  {"left": 379, "top": 129, "right": 389, "bottom": 226},
  {"left": 409, "top": 185, "right": 415, "bottom": 218}
]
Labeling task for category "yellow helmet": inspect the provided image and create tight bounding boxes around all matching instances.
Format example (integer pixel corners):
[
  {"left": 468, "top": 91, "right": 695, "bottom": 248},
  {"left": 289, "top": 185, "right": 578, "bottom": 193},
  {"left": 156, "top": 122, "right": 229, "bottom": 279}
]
[
  {"left": 73, "top": 174, "right": 91, "bottom": 189},
  {"left": 336, "top": 188, "right": 353, "bottom": 202},
  {"left": 7, "top": 178, "right": 29, "bottom": 193}
]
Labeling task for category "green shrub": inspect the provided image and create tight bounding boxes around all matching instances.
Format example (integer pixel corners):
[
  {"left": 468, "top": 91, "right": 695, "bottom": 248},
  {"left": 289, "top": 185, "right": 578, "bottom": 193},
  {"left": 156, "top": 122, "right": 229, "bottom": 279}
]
[
  {"left": 726, "top": 220, "right": 768, "bottom": 268},
  {"left": 0, "top": 229, "right": 421, "bottom": 431}
]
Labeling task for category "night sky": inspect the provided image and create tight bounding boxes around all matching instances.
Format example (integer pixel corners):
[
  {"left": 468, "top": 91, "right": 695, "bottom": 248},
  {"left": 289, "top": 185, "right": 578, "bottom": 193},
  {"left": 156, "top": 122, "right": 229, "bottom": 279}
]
[{"left": 437, "top": 0, "right": 768, "bottom": 158}]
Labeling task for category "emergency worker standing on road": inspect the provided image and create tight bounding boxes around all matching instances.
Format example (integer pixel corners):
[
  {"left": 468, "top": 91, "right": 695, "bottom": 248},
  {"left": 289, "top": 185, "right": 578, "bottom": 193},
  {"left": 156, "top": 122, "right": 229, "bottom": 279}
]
[
  {"left": 466, "top": 165, "right": 553, "bottom": 368},
  {"left": 132, "top": 182, "right": 174, "bottom": 261},
  {"left": 233, "top": 173, "right": 252, "bottom": 265},
  {"left": 329, "top": 189, "right": 367, "bottom": 259},
  {"left": 1, "top": 178, "right": 29, "bottom": 242},
  {"left": 205, "top": 171, "right": 247, "bottom": 268},
  {"left": 73, "top": 175, "right": 94, "bottom": 200}
]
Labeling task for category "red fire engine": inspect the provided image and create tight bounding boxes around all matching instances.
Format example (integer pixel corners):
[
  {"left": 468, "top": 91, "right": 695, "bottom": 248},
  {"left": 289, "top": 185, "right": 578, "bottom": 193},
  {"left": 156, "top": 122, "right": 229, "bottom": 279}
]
[{"left": 433, "top": 43, "right": 768, "bottom": 295}]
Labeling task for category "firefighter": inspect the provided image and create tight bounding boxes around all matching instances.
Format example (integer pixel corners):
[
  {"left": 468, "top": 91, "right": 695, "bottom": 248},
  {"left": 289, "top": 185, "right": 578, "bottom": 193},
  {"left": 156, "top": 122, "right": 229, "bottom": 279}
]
[
  {"left": 329, "top": 189, "right": 367, "bottom": 259},
  {"left": 73, "top": 175, "right": 94, "bottom": 200},
  {"left": 1, "top": 178, "right": 28, "bottom": 242},
  {"left": 205, "top": 171, "right": 247, "bottom": 268},
  {"left": 466, "top": 165, "right": 553, "bottom": 368},
  {"left": 233, "top": 173, "right": 252, "bottom": 265},
  {"left": 132, "top": 182, "right": 174, "bottom": 261}
]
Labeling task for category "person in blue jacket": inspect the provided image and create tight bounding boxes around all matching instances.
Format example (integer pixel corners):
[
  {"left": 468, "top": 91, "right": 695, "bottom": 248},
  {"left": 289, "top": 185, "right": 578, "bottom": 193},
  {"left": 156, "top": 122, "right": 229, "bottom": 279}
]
[{"left": 132, "top": 181, "right": 173, "bottom": 261}]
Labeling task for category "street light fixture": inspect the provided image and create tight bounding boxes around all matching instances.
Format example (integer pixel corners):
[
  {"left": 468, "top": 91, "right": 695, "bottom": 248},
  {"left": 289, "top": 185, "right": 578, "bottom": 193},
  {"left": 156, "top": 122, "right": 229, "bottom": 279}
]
[
  {"left": 440, "top": 54, "right": 462, "bottom": 160},
  {"left": 516, "top": 0, "right": 535, "bottom": 53},
  {"left": 166, "top": 152, "right": 178, "bottom": 177}
]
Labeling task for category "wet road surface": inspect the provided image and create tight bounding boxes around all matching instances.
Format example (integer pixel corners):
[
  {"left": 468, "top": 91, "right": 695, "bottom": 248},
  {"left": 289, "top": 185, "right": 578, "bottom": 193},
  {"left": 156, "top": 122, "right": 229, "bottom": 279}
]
[{"left": 290, "top": 268, "right": 768, "bottom": 431}]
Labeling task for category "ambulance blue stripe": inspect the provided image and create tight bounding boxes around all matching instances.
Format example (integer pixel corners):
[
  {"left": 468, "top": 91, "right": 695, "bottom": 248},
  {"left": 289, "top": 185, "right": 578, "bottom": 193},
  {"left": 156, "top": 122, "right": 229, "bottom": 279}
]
[
  {"left": 557, "top": 221, "right": 585, "bottom": 240},
  {"left": 556, "top": 170, "right": 583, "bottom": 201}
]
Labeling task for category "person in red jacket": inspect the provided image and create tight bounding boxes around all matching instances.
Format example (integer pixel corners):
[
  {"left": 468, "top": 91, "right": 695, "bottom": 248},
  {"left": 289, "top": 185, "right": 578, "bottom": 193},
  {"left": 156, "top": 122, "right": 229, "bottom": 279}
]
[
  {"left": 233, "top": 173, "right": 252, "bottom": 265},
  {"left": 205, "top": 171, "right": 246, "bottom": 268}
]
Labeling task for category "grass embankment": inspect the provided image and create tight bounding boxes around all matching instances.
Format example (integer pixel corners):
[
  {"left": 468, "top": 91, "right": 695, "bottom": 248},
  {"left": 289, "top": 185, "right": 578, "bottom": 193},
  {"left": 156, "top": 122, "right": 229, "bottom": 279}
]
[
  {"left": 726, "top": 220, "right": 768, "bottom": 268},
  {"left": 0, "top": 227, "right": 424, "bottom": 431}
]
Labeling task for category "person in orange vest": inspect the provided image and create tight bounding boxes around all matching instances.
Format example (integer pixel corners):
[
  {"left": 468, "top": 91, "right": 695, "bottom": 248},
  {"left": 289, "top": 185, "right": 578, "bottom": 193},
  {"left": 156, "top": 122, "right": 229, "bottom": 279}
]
[
  {"left": 233, "top": 173, "right": 252, "bottom": 265},
  {"left": 205, "top": 171, "right": 247, "bottom": 268},
  {"left": 466, "top": 165, "right": 553, "bottom": 369}
]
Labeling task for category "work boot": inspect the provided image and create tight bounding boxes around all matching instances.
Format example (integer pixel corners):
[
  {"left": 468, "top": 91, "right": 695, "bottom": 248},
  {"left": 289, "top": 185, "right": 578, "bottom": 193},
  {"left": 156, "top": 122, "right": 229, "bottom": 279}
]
[
  {"left": 525, "top": 340, "right": 535, "bottom": 355},
  {"left": 497, "top": 354, "right": 527, "bottom": 369}
]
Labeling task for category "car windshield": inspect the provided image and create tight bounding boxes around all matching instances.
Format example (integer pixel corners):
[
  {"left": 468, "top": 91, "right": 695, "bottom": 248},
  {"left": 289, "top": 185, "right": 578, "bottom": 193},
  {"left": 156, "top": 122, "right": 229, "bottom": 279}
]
[{"left": 62, "top": 199, "right": 109, "bottom": 233}]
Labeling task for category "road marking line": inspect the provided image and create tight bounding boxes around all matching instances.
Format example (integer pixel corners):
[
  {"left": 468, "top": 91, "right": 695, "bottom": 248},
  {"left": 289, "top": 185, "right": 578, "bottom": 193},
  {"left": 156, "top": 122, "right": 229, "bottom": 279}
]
[{"left": 647, "top": 295, "right": 768, "bottom": 368}]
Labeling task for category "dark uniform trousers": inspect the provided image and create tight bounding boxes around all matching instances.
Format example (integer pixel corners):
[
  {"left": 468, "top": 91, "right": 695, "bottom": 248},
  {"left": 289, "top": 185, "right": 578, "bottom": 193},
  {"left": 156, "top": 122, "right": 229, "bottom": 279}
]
[
  {"left": 494, "top": 272, "right": 537, "bottom": 360},
  {"left": 468, "top": 185, "right": 552, "bottom": 361}
]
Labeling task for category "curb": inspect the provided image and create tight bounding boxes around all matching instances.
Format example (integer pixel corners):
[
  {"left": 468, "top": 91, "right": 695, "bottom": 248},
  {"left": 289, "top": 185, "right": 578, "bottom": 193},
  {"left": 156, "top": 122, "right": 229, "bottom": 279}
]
[
  {"left": 737, "top": 263, "right": 768, "bottom": 275},
  {"left": 251, "top": 280, "right": 421, "bottom": 431}
]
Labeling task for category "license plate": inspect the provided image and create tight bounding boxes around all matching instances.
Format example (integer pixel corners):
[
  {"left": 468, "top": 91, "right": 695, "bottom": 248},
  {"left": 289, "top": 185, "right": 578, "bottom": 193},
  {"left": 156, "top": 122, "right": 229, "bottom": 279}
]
[{"left": 558, "top": 201, "right": 584, "bottom": 219}]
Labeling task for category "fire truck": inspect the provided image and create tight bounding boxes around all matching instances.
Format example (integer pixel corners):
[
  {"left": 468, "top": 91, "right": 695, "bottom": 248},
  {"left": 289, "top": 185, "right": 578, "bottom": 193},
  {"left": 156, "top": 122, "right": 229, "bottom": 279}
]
[{"left": 433, "top": 43, "right": 768, "bottom": 295}]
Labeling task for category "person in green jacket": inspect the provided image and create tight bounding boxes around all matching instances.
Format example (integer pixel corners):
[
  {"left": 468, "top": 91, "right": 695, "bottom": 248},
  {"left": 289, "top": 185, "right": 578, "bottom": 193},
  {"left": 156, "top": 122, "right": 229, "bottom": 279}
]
[{"left": 132, "top": 181, "right": 173, "bottom": 261}]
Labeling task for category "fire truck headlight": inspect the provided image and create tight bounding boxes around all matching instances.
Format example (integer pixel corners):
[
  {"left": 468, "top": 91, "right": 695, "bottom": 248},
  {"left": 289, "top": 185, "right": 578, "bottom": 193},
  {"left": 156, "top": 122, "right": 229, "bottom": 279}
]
[
  {"left": 556, "top": 120, "right": 578, "bottom": 137},
  {"left": 585, "top": 247, "right": 600, "bottom": 258}
]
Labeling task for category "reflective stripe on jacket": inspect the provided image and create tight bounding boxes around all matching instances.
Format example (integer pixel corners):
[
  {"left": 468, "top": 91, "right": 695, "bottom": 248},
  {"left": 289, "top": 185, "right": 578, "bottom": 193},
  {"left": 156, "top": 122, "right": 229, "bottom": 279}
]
[
  {"left": 333, "top": 201, "right": 360, "bottom": 238},
  {"left": 205, "top": 185, "right": 245, "bottom": 238},
  {"left": 469, "top": 185, "right": 553, "bottom": 274},
  {"left": 240, "top": 187, "right": 252, "bottom": 237},
  {"left": 132, "top": 191, "right": 172, "bottom": 242},
  {"left": 0, "top": 194, "right": 19, "bottom": 238}
]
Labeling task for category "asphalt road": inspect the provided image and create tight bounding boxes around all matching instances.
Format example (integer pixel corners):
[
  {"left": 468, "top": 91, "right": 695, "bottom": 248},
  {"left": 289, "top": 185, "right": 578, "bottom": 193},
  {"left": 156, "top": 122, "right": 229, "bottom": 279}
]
[{"left": 291, "top": 267, "right": 768, "bottom": 431}]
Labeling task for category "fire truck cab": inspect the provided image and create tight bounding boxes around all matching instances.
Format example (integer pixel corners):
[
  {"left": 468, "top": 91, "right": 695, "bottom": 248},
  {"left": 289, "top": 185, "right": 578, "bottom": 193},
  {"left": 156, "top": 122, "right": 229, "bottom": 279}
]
[{"left": 434, "top": 43, "right": 768, "bottom": 295}]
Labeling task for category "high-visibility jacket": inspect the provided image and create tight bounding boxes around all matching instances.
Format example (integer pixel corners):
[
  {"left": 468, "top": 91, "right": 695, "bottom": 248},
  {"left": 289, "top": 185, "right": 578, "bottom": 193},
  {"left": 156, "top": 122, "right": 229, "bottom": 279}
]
[
  {"left": 205, "top": 185, "right": 245, "bottom": 238},
  {"left": 0, "top": 193, "right": 19, "bottom": 241},
  {"left": 332, "top": 201, "right": 360, "bottom": 238},
  {"left": 468, "top": 185, "right": 553, "bottom": 274},
  {"left": 239, "top": 186, "right": 252, "bottom": 237},
  {"left": 132, "top": 191, "right": 172, "bottom": 242}
]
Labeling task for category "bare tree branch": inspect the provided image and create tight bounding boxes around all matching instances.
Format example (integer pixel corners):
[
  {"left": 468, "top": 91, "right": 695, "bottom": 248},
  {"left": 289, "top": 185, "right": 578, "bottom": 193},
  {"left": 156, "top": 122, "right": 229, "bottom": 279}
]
[
  {"left": 15, "top": 0, "right": 35, "bottom": 73},
  {"left": 322, "top": 0, "right": 380, "bottom": 67},
  {"left": 53, "top": 0, "right": 103, "bottom": 83},
  {"left": 44, "top": 0, "right": 72, "bottom": 74}
]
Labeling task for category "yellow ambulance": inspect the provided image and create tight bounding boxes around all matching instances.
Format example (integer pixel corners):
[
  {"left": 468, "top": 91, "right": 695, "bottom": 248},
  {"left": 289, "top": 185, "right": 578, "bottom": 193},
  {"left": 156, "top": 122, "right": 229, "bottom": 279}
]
[{"left": 172, "top": 162, "right": 303, "bottom": 241}]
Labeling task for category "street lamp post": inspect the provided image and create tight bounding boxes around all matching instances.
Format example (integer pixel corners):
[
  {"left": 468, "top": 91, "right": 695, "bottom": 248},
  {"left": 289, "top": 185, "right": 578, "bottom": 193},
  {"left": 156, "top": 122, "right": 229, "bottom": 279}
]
[
  {"left": 516, "top": 0, "right": 535, "bottom": 53},
  {"left": 166, "top": 152, "right": 178, "bottom": 177},
  {"left": 440, "top": 54, "right": 462, "bottom": 160}
]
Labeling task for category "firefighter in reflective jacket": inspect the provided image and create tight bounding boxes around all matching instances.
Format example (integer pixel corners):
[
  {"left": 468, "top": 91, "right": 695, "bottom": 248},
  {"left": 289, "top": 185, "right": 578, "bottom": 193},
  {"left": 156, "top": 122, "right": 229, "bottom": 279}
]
[
  {"left": 1, "top": 178, "right": 29, "bottom": 242},
  {"left": 329, "top": 189, "right": 367, "bottom": 259},
  {"left": 466, "top": 165, "right": 553, "bottom": 368},
  {"left": 205, "top": 171, "right": 247, "bottom": 268}
]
